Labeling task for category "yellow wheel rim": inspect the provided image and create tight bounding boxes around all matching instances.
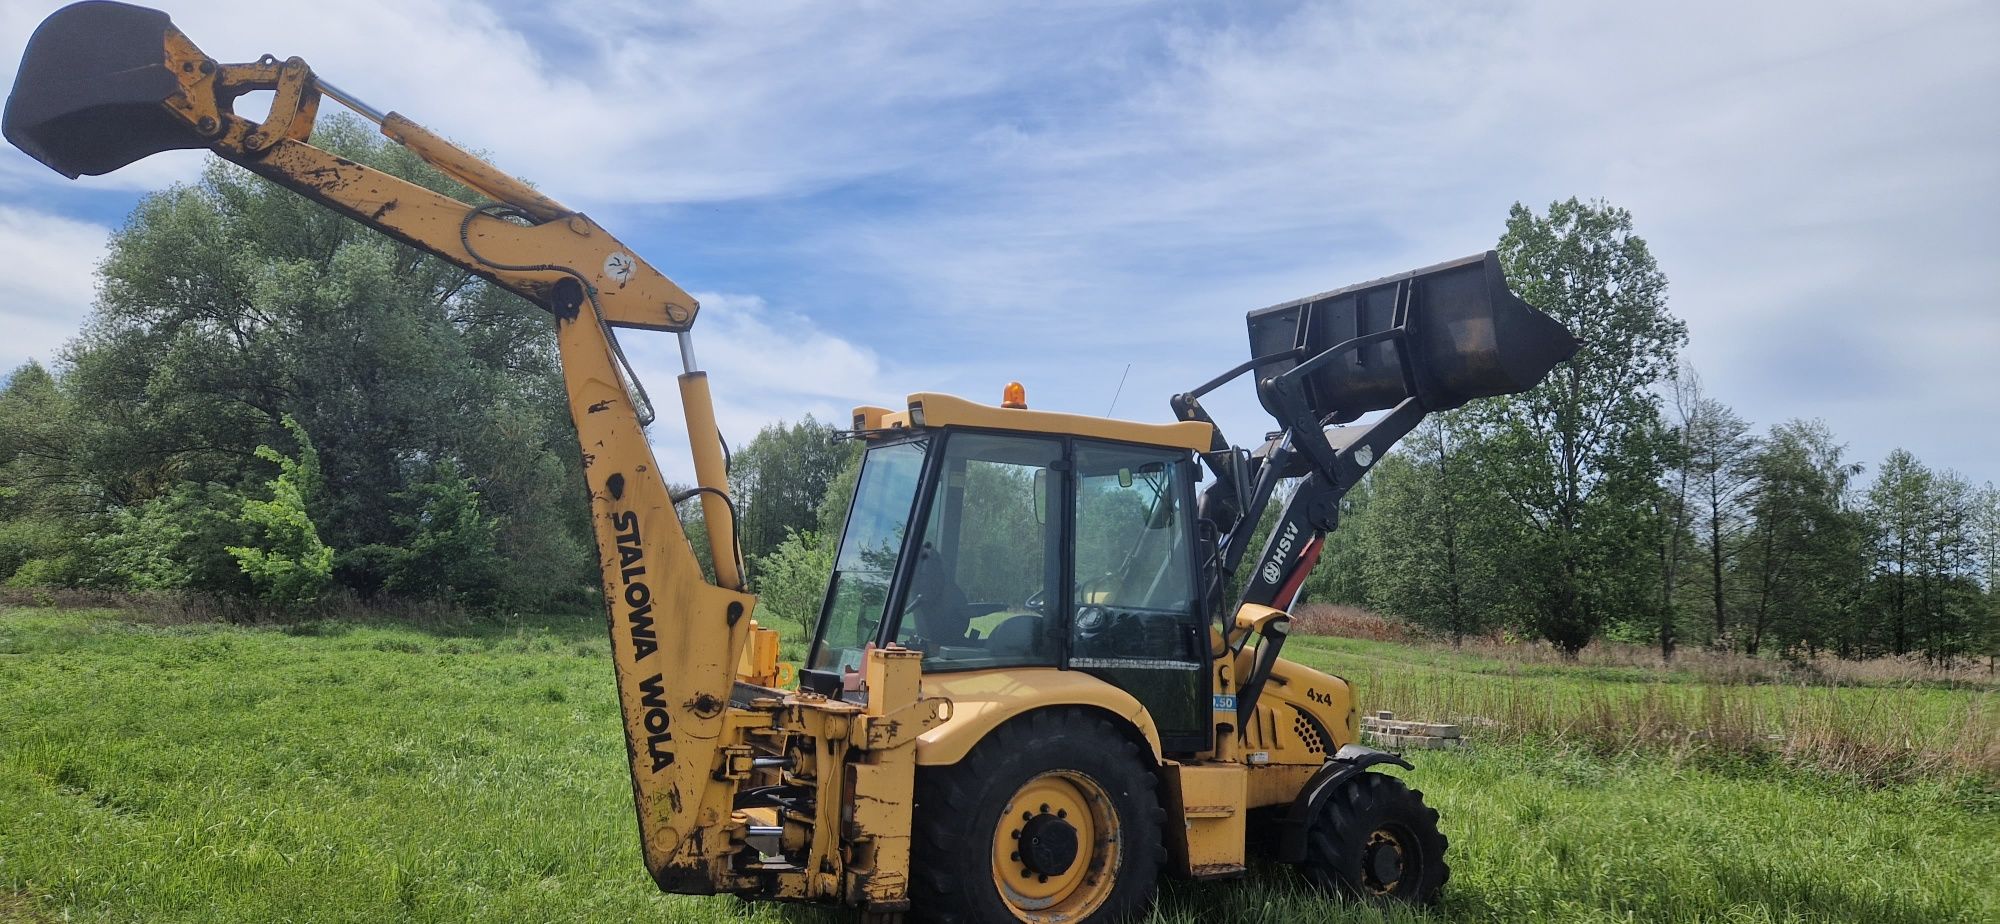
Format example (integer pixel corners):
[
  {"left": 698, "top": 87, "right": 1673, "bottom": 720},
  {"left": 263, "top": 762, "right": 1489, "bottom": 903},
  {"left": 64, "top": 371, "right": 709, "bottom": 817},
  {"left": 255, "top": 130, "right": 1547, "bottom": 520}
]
[
  {"left": 990, "top": 770, "right": 1120, "bottom": 921},
  {"left": 1362, "top": 826, "right": 1409, "bottom": 895}
]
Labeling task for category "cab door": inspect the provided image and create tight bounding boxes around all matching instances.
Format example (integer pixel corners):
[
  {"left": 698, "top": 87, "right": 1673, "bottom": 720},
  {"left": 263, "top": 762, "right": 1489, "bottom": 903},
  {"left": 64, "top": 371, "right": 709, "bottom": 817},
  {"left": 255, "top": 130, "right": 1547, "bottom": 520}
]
[{"left": 1066, "top": 441, "right": 1210, "bottom": 753}]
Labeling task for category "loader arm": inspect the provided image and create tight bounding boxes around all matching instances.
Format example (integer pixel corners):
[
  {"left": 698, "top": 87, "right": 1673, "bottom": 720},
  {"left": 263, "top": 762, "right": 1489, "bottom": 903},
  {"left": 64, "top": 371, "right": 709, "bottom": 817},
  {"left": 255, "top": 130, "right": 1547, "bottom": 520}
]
[
  {"left": 1177, "top": 252, "right": 1578, "bottom": 725},
  {"left": 4, "top": 1, "right": 758, "bottom": 889}
]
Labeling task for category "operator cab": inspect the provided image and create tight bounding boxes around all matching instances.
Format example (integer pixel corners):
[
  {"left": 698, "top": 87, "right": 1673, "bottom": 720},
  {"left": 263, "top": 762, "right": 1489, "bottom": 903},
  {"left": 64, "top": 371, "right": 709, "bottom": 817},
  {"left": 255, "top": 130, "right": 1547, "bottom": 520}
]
[{"left": 803, "top": 392, "right": 1216, "bottom": 752}]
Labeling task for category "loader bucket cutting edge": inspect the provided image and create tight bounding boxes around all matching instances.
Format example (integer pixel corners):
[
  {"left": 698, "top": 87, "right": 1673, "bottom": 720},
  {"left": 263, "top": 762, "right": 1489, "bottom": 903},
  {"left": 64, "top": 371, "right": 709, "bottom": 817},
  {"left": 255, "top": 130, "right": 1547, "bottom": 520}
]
[{"left": 4, "top": 1, "right": 202, "bottom": 179}]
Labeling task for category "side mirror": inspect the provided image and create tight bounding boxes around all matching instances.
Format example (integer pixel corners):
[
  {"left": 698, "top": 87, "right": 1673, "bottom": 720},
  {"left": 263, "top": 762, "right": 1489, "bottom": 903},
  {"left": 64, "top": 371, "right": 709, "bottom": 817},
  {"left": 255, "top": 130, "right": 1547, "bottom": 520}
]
[{"left": 1033, "top": 468, "right": 1048, "bottom": 525}]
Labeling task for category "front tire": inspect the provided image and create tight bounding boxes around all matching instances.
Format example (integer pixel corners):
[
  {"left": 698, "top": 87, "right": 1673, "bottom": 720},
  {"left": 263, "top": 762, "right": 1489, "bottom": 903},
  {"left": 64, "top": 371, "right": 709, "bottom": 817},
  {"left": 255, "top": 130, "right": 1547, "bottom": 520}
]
[
  {"left": 1299, "top": 771, "right": 1449, "bottom": 904},
  {"left": 910, "top": 708, "right": 1163, "bottom": 923}
]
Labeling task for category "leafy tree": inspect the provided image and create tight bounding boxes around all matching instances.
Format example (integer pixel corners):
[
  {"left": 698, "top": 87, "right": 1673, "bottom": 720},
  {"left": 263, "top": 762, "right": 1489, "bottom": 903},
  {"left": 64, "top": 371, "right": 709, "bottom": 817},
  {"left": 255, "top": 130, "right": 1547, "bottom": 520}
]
[
  {"left": 1979, "top": 485, "right": 2000, "bottom": 596},
  {"left": 817, "top": 451, "right": 864, "bottom": 536},
  {"left": 3, "top": 116, "right": 593, "bottom": 611},
  {"left": 1357, "top": 415, "right": 1516, "bottom": 645},
  {"left": 1300, "top": 473, "right": 1373, "bottom": 608},
  {"left": 670, "top": 481, "right": 719, "bottom": 585},
  {"left": 1866, "top": 449, "right": 1932, "bottom": 655},
  {"left": 0, "top": 362, "right": 94, "bottom": 584},
  {"left": 91, "top": 482, "right": 252, "bottom": 594},
  {"left": 729, "top": 416, "right": 858, "bottom": 568},
  {"left": 1653, "top": 371, "right": 1698, "bottom": 660},
  {"left": 1738, "top": 420, "right": 1864, "bottom": 656},
  {"left": 1853, "top": 451, "right": 1991, "bottom": 662},
  {"left": 1469, "top": 198, "right": 1688, "bottom": 655},
  {"left": 1665, "top": 367, "right": 1761, "bottom": 647},
  {"left": 1655, "top": 365, "right": 1760, "bottom": 657},
  {"left": 952, "top": 461, "right": 1045, "bottom": 604},
  {"left": 0, "top": 514, "right": 76, "bottom": 588},
  {"left": 376, "top": 461, "right": 507, "bottom": 611},
  {"left": 754, "top": 529, "right": 835, "bottom": 635},
  {"left": 227, "top": 417, "right": 334, "bottom": 609},
  {"left": 1974, "top": 484, "right": 2000, "bottom": 672},
  {"left": 1880, "top": 464, "right": 1984, "bottom": 663},
  {"left": 748, "top": 448, "right": 885, "bottom": 640}
]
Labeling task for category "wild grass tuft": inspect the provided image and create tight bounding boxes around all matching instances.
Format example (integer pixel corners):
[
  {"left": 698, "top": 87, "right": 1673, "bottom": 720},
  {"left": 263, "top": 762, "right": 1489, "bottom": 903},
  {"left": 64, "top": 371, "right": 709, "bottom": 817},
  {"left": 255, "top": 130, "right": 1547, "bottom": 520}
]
[
  {"left": 1288, "top": 633, "right": 1999, "bottom": 785},
  {"left": 1291, "top": 603, "right": 1999, "bottom": 689}
]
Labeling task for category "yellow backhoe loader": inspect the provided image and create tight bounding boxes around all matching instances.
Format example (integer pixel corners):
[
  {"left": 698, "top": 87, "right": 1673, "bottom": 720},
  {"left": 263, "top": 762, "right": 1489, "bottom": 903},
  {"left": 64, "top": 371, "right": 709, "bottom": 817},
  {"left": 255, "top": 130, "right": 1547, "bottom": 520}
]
[{"left": 5, "top": 4, "right": 1579, "bottom": 920}]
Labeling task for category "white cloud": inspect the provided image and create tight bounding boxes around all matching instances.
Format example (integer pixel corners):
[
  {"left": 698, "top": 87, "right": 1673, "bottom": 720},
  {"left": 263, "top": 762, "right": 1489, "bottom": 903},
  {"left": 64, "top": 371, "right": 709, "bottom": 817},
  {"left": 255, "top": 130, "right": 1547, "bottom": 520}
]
[
  {"left": 0, "top": 0, "right": 1993, "bottom": 482},
  {"left": 758, "top": 0, "right": 2000, "bottom": 477},
  {"left": 1, "top": 0, "right": 1120, "bottom": 202},
  {"left": 0, "top": 204, "right": 107, "bottom": 372},
  {"left": 625, "top": 291, "right": 928, "bottom": 483}
]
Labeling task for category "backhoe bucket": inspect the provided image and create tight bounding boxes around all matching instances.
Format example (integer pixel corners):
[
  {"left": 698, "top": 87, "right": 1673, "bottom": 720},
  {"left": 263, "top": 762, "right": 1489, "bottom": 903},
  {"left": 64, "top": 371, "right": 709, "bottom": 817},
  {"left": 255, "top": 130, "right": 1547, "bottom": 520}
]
[
  {"left": 4, "top": 1, "right": 201, "bottom": 179},
  {"left": 1246, "top": 251, "right": 1578, "bottom": 421}
]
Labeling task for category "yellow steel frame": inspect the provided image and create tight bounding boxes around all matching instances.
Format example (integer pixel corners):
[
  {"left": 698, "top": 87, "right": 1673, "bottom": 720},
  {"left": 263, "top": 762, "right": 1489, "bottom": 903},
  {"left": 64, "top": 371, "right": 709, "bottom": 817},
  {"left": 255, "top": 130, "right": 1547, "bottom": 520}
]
[
  {"left": 858, "top": 392, "right": 1215, "bottom": 451},
  {"left": 120, "top": 19, "right": 967, "bottom": 907},
  {"left": 48, "top": 8, "right": 1383, "bottom": 910}
]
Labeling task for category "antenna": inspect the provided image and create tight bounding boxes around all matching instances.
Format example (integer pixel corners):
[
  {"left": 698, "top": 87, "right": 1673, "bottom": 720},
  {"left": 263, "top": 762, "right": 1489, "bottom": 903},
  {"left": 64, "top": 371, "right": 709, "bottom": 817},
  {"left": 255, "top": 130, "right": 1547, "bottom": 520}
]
[{"left": 1105, "top": 363, "right": 1132, "bottom": 416}]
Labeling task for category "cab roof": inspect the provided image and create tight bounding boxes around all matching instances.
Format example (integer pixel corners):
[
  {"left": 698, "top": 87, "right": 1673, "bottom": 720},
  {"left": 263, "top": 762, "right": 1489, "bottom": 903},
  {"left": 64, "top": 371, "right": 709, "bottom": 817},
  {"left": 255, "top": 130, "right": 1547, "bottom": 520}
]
[{"left": 851, "top": 392, "right": 1214, "bottom": 452}]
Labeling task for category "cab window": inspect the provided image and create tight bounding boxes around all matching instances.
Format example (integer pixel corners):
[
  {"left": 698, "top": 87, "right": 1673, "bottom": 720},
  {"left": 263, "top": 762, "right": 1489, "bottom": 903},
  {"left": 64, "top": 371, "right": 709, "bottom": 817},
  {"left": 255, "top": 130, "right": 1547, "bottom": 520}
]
[
  {"left": 894, "top": 432, "right": 1063, "bottom": 670},
  {"left": 1069, "top": 442, "right": 1195, "bottom": 661},
  {"left": 808, "top": 438, "right": 928, "bottom": 674},
  {"left": 1069, "top": 441, "right": 1205, "bottom": 746}
]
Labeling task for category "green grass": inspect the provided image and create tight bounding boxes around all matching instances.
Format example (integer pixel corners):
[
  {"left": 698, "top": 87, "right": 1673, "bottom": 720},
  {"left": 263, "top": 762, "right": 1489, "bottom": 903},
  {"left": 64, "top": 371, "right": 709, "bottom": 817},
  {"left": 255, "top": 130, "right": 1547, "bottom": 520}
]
[
  {"left": 2, "top": 607, "right": 1994, "bottom": 923},
  {"left": 1285, "top": 635, "right": 1997, "bottom": 783}
]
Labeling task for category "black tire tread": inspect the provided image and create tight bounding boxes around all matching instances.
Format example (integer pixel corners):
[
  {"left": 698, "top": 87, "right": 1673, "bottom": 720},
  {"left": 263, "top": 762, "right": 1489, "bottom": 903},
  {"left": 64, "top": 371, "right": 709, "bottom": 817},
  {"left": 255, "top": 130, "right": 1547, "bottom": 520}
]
[
  {"left": 909, "top": 707, "right": 1164, "bottom": 923},
  {"left": 1299, "top": 771, "right": 1450, "bottom": 904}
]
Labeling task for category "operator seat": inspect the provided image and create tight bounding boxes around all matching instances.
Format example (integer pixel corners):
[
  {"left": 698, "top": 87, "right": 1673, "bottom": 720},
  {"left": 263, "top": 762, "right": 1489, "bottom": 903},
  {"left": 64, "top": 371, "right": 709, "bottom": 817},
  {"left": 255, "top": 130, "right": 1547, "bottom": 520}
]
[
  {"left": 904, "top": 545, "right": 973, "bottom": 647},
  {"left": 984, "top": 613, "right": 1045, "bottom": 658}
]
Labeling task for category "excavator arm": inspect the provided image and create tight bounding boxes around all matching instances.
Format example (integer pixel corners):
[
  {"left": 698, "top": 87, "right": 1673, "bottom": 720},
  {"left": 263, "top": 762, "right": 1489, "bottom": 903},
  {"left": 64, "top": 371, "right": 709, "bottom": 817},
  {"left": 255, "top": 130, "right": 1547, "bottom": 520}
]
[
  {"left": 7, "top": 4, "right": 1572, "bottom": 916},
  {"left": 4, "top": 0, "right": 767, "bottom": 890}
]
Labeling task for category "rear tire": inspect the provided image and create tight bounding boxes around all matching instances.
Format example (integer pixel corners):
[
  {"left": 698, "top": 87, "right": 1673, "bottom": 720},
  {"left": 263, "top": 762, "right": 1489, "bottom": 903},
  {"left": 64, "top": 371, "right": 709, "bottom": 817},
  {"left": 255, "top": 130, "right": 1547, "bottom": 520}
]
[
  {"left": 1299, "top": 771, "right": 1449, "bottom": 904},
  {"left": 910, "top": 708, "right": 1163, "bottom": 923}
]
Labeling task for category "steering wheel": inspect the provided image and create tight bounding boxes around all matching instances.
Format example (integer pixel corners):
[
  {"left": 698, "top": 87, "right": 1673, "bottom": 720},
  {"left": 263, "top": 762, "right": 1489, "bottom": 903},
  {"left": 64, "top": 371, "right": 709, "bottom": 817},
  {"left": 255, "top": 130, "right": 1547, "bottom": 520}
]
[
  {"left": 1077, "top": 570, "right": 1118, "bottom": 602},
  {"left": 1023, "top": 571, "right": 1118, "bottom": 613}
]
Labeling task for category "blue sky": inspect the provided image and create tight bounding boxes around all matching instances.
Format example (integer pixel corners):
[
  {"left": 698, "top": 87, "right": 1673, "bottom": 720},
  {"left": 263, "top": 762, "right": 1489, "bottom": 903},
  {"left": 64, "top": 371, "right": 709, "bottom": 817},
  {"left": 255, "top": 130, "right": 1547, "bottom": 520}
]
[{"left": 2, "top": 0, "right": 1995, "bottom": 485}]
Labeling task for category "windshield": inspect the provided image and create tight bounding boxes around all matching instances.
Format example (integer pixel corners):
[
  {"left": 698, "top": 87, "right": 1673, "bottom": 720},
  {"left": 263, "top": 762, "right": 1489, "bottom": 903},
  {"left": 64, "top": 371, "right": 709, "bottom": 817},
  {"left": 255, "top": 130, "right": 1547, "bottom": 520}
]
[{"left": 808, "top": 437, "right": 929, "bottom": 673}]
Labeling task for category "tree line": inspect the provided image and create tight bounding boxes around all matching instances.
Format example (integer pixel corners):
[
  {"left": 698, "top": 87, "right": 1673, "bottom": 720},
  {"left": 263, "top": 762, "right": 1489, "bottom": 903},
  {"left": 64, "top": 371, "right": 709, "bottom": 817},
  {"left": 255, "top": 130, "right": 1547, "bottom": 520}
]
[
  {"left": 0, "top": 121, "right": 872, "bottom": 619},
  {"left": 2, "top": 124, "right": 1992, "bottom": 667},
  {"left": 1305, "top": 202, "right": 1999, "bottom": 666},
  {"left": 706, "top": 201, "right": 2000, "bottom": 670},
  {"left": 0, "top": 123, "right": 595, "bottom": 613}
]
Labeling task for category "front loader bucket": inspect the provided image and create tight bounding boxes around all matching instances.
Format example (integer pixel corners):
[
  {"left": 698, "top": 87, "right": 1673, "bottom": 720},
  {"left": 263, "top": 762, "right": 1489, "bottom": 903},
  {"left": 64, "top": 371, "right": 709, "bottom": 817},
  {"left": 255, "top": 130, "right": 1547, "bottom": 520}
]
[
  {"left": 4, "top": 1, "right": 201, "bottom": 178},
  {"left": 1246, "top": 251, "right": 1579, "bottom": 421}
]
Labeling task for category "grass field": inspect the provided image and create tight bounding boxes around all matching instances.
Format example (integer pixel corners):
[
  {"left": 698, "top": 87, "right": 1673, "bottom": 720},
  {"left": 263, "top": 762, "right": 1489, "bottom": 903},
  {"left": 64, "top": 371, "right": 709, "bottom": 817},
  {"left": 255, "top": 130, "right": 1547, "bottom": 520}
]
[
  {"left": 1283, "top": 634, "right": 1998, "bottom": 784},
  {"left": 2, "top": 606, "right": 1995, "bottom": 923}
]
